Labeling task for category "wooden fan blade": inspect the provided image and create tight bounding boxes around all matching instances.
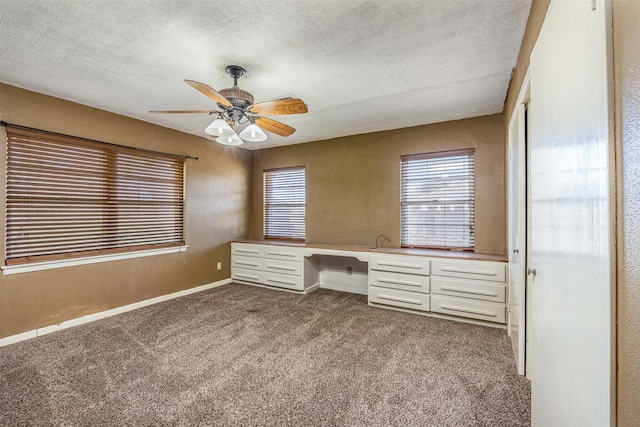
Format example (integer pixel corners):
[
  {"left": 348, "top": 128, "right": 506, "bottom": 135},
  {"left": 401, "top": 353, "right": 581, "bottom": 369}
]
[
  {"left": 149, "top": 109, "right": 217, "bottom": 114},
  {"left": 184, "top": 79, "right": 233, "bottom": 108},
  {"left": 255, "top": 117, "right": 296, "bottom": 137},
  {"left": 250, "top": 98, "right": 308, "bottom": 115}
]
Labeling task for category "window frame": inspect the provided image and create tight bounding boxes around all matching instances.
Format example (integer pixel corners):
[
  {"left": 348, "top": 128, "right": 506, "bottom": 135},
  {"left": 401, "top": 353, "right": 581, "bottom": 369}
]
[
  {"left": 263, "top": 166, "right": 306, "bottom": 242},
  {"left": 4, "top": 124, "right": 187, "bottom": 269},
  {"left": 400, "top": 148, "right": 476, "bottom": 251}
]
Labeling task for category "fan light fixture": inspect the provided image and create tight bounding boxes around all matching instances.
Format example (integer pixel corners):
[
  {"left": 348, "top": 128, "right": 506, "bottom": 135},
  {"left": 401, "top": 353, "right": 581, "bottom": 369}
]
[
  {"left": 216, "top": 134, "right": 243, "bottom": 146},
  {"left": 205, "top": 117, "right": 234, "bottom": 136},
  {"left": 239, "top": 123, "right": 268, "bottom": 142},
  {"left": 149, "top": 64, "right": 308, "bottom": 146}
]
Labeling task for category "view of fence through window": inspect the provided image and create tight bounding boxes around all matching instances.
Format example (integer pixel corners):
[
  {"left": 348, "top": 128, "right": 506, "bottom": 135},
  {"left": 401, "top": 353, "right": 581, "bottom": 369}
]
[{"left": 401, "top": 149, "right": 475, "bottom": 249}]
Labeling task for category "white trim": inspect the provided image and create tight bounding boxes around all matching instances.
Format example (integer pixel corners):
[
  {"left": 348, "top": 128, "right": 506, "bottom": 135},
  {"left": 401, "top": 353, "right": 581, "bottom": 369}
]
[
  {"left": 1, "top": 245, "right": 189, "bottom": 276},
  {"left": 507, "top": 67, "right": 531, "bottom": 130},
  {"left": 235, "top": 279, "right": 320, "bottom": 295},
  {"left": 319, "top": 282, "right": 368, "bottom": 296},
  {"left": 0, "top": 277, "right": 231, "bottom": 347},
  {"left": 507, "top": 68, "right": 530, "bottom": 378}
]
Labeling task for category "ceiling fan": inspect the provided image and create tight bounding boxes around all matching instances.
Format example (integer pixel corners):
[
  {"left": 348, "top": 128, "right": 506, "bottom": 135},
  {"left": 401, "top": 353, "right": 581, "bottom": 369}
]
[{"left": 150, "top": 65, "right": 308, "bottom": 146}]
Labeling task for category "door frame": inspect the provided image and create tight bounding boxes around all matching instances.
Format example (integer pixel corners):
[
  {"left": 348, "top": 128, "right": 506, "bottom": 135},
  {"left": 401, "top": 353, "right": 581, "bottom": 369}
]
[{"left": 507, "top": 69, "right": 530, "bottom": 377}]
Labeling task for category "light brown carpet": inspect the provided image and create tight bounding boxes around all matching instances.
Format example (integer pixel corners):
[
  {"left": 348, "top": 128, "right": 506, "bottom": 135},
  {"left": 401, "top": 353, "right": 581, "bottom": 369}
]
[{"left": 0, "top": 283, "right": 530, "bottom": 426}]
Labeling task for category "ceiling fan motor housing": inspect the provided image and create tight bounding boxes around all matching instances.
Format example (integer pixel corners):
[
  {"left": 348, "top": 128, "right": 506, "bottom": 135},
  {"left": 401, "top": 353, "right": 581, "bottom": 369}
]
[
  {"left": 219, "top": 65, "right": 254, "bottom": 116},
  {"left": 219, "top": 87, "right": 254, "bottom": 109}
]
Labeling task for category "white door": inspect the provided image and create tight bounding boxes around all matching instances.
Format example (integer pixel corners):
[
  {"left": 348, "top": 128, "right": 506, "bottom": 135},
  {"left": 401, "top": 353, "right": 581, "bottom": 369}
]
[
  {"left": 507, "top": 103, "right": 527, "bottom": 376},
  {"left": 528, "top": 0, "right": 614, "bottom": 425}
]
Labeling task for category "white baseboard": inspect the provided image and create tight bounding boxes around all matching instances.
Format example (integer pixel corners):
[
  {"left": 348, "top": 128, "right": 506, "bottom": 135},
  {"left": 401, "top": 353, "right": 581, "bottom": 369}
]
[
  {"left": 235, "top": 280, "right": 320, "bottom": 295},
  {"left": 304, "top": 283, "right": 321, "bottom": 293},
  {"left": 319, "top": 282, "right": 368, "bottom": 295},
  {"left": 0, "top": 278, "right": 232, "bottom": 348}
]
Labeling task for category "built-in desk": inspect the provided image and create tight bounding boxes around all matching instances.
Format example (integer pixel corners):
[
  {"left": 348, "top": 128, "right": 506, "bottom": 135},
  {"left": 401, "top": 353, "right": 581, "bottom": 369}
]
[{"left": 231, "top": 240, "right": 508, "bottom": 327}]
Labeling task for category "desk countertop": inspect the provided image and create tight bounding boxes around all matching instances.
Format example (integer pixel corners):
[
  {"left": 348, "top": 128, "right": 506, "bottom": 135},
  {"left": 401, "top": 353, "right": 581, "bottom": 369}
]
[{"left": 234, "top": 240, "right": 507, "bottom": 263}]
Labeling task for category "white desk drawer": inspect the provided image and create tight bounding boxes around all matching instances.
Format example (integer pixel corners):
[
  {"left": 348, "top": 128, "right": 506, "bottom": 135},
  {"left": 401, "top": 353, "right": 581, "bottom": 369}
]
[
  {"left": 231, "top": 243, "right": 263, "bottom": 258},
  {"left": 263, "top": 259, "right": 302, "bottom": 276},
  {"left": 263, "top": 272, "right": 304, "bottom": 291},
  {"left": 431, "top": 259, "right": 505, "bottom": 283},
  {"left": 232, "top": 267, "right": 264, "bottom": 283},
  {"left": 369, "top": 270, "right": 430, "bottom": 294},
  {"left": 369, "top": 254, "right": 430, "bottom": 276},
  {"left": 431, "top": 295, "right": 506, "bottom": 323},
  {"left": 263, "top": 245, "right": 302, "bottom": 261},
  {"left": 232, "top": 256, "right": 263, "bottom": 271},
  {"left": 432, "top": 276, "right": 505, "bottom": 303},
  {"left": 369, "top": 287, "right": 430, "bottom": 312}
]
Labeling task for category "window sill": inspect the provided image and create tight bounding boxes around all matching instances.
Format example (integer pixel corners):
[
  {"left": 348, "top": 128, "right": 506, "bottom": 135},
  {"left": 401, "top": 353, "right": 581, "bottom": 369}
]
[{"left": 1, "top": 245, "right": 188, "bottom": 276}]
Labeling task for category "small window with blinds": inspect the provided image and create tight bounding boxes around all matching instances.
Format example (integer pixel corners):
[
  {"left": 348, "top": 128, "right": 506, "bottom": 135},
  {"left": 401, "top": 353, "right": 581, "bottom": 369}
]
[
  {"left": 5, "top": 125, "right": 186, "bottom": 265},
  {"left": 401, "top": 149, "right": 475, "bottom": 250},
  {"left": 263, "top": 167, "right": 306, "bottom": 241}
]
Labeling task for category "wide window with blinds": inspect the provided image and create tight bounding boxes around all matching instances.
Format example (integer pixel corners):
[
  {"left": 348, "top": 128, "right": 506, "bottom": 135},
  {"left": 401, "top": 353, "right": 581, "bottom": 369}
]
[
  {"left": 401, "top": 149, "right": 475, "bottom": 250},
  {"left": 5, "top": 125, "right": 185, "bottom": 265},
  {"left": 263, "top": 167, "right": 306, "bottom": 241}
]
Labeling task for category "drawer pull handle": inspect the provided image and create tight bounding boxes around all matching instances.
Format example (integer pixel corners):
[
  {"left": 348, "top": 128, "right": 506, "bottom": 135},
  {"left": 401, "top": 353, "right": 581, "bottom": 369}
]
[
  {"left": 235, "top": 273, "right": 259, "bottom": 281},
  {"left": 235, "top": 249, "right": 259, "bottom": 254},
  {"left": 268, "top": 278, "right": 296, "bottom": 286},
  {"left": 236, "top": 261, "right": 259, "bottom": 267},
  {"left": 268, "top": 265, "right": 297, "bottom": 272},
  {"left": 378, "top": 294, "right": 423, "bottom": 305},
  {"left": 378, "top": 278, "right": 422, "bottom": 287},
  {"left": 440, "top": 286, "right": 498, "bottom": 297},
  {"left": 268, "top": 252, "right": 297, "bottom": 257},
  {"left": 439, "top": 267, "right": 497, "bottom": 276},
  {"left": 378, "top": 261, "right": 423, "bottom": 270},
  {"left": 440, "top": 304, "right": 497, "bottom": 317}
]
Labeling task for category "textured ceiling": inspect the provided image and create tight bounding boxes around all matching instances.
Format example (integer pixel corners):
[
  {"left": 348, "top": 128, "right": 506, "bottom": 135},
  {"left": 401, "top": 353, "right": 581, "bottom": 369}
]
[{"left": 0, "top": 0, "right": 531, "bottom": 150}]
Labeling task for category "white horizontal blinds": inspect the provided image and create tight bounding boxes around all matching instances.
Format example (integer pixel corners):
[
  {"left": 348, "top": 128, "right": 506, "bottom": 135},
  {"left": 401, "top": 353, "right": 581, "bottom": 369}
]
[
  {"left": 5, "top": 126, "right": 185, "bottom": 265},
  {"left": 263, "top": 167, "right": 305, "bottom": 241},
  {"left": 401, "top": 149, "right": 475, "bottom": 250}
]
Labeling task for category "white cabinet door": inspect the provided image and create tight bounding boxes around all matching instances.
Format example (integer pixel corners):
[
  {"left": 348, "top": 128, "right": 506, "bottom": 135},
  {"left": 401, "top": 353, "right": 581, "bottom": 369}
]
[
  {"left": 431, "top": 259, "right": 505, "bottom": 282},
  {"left": 431, "top": 295, "right": 506, "bottom": 324},
  {"left": 369, "top": 287, "right": 430, "bottom": 312},
  {"left": 231, "top": 256, "right": 263, "bottom": 271},
  {"left": 231, "top": 268, "right": 263, "bottom": 284},
  {"left": 369, "top": 254, "right": 430, "bottom": 275},
  {"left": 431, "top": 276, "right": 505, "bottom": 303},
  {"left": 231, "top": 243, "right": 264, "bottom": 258},
  {"left": 263, "top": 259, "right": 302, "bottom": 276},
  {"left": 263, "top": 245, "right": 302, "bottom": 261},
  {"left": 529, "top": 1, "right": 614, "bottom": 425},
  {"left": 370, "top": 270, "right": 430, "bottom": 293}
]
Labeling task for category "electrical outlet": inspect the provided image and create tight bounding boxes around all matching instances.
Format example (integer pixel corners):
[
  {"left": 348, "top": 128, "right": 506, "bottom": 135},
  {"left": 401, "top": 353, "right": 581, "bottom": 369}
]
[{"left": 217, "top": 262, "right": 222, "bottom": 270}]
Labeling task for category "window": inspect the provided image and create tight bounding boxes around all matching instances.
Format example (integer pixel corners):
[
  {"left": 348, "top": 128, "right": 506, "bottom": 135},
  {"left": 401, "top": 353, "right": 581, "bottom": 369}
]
[
  {"left": 5, "top": 125, "right": 185, "bottom": 265},
  {"left": 263, "top": 167, "right": 306, "bottom": 241},
  {"left": 401, "top": 149, "right": 475, "bottom": 250}
]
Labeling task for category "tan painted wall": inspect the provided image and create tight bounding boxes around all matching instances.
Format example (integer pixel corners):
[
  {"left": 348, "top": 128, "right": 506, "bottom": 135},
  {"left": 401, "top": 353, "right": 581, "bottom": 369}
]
[
  {"left": 0, "top": 83, "right": 252, "bottom": 339},
  {"left": 251, "top": 114, "right": 506, "bottom": 255},
  {"left": 613, "top": 1, "right": 640, "bottom": 424}
]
